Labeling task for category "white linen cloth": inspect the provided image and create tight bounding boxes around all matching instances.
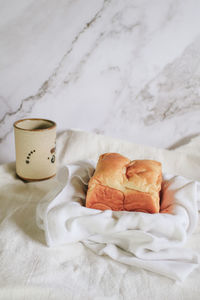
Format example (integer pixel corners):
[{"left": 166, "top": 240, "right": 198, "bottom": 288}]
[
  {"left": 36, "top": 161, "right": 200, "bottom": 282},
  {"left": 1, "top": 129, "right": 200, "bottom": 300}
]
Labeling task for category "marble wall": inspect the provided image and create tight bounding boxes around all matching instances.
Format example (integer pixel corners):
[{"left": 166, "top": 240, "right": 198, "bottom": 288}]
[{"left": 1, "top": 0, "right": 200, "bottom": 164}]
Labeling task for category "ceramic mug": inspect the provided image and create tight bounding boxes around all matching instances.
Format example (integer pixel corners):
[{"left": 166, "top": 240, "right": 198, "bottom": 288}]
[{"left": 14, "top": 118, "right": 56, "bottom": 181}]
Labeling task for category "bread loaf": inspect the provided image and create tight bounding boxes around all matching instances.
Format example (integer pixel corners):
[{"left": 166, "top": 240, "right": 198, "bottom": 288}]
[{"left": 86, "top": 153, "right": 162, "bottom": 213}]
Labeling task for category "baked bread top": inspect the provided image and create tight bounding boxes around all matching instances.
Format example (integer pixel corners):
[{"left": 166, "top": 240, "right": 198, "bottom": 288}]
[{"left": 86, "top": 153, "right": 162, "bottom": 213}]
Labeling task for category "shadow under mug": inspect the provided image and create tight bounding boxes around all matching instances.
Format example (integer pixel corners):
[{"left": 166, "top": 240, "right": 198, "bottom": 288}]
[{"left": 14, "top": 118, "right": 56, "bottom": 181}]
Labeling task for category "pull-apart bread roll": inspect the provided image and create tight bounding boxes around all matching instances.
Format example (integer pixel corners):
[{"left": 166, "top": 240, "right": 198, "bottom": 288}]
[{"left": 86, "top": 153, "right": 162, "bottom": 213}]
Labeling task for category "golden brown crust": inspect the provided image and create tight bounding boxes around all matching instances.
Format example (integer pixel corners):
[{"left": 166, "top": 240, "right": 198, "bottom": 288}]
[
  {"left": 87, "top": 183, "right": 124, "bottom": 211},
  {"left": 159, "top": 181, "right": 174, "bottom": 214},
  {"left": 86, "top": 153, "right": 162, "bottom": 213}
]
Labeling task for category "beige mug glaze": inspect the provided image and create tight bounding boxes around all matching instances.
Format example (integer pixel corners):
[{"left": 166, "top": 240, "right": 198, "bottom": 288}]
[{"left": 14, "top": 118, "right": 56, "bottom": 181}]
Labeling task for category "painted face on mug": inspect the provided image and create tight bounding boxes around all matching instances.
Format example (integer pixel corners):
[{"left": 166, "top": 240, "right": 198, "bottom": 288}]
[
  {"left": 48, "top": 143, "right": 56, "bottom": 164},
  {"left": 25, "top": 143, "right": 56, "bottom": 165}
]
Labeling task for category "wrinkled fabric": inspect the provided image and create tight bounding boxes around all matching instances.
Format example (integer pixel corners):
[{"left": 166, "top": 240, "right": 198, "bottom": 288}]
[
  {"left": 1, "top": 130, "right": 200, "bottom": 300},
  {"left": 36, "top": 162, "right": 200, "bottom": 281}
]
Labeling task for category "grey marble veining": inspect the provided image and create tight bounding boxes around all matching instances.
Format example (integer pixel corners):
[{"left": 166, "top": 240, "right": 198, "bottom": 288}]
[
  {"left": 102, "top": 35, "right": 200, "bottom": 143},
  {"left": 0, "top": 0, "right": 200, "bottom": 163}
]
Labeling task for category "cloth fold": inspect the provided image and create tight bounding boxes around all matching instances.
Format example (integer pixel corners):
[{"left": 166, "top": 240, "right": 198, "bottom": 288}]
[{"left": 36, "top": 161, "right": 200, "bottom": 282}]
